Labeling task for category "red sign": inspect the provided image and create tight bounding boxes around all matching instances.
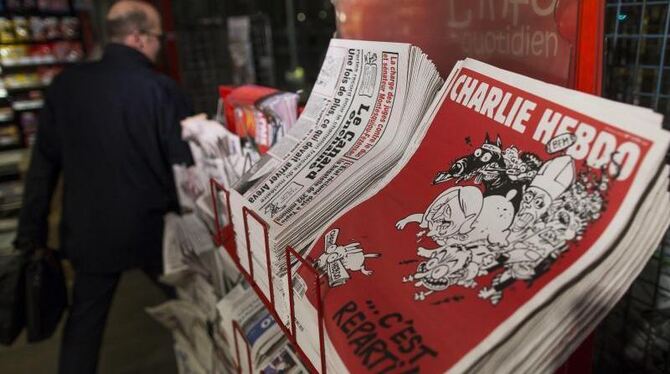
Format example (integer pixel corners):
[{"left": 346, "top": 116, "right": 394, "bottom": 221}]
[{"left": 335, "top": 0, "right": 580, "bottom": 87}]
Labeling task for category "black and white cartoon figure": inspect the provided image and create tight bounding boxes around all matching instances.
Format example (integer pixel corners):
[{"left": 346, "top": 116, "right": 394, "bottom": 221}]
[
  {"left": 396, "top": 186, "right": 483, "bottom": 247},
  {"left": 479, "top": 158, "right": 612, "bottom": 305},
  {"left": 433, "top": 135, "right": 542, "bottom": 210},
  {"left": 317, "top": 229, "right": 380, "bottom": 288},
  {"left": 399, "top": 195, "right": 515, "bottom": 301},
  {"left": 460, "top": 190, "right": 516, "bottom": 247},
  {"left": 402, "top": 244, "right": 493, "bottom": 301},
  {"left": 509, "top": 155, "right": 576, "bottom": 235},
  {"left": 399, "top": 135, "right": 609, "bottom": 304},
  {"left": 433, "top": 135, "right": 505, "bottom": 186},
  {"left": 398, "top": 188, "right": 516, "bottom": 300},
  {"left": 396, "top": 185, "right": 516, "bottom": 255}
]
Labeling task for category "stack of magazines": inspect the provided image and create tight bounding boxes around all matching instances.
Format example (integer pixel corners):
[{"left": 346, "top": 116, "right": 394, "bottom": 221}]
[
  {"left": 227, "top": 39, "right": 670, "bottom": 372},
  {"left": 229, "top": 39, "right": 443, "bottom": 321}
]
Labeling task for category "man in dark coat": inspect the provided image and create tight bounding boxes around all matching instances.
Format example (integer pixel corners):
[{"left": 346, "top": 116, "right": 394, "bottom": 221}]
[{"left": 15, "top": 1, "right": 193, "bottom": 372}]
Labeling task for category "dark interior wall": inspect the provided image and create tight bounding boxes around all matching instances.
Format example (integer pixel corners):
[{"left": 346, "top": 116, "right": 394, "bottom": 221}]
[
  {"left": 85, "top": 0, "right": 336, "bottom": 115},
  {"left": 169, "top": 0, "right": 336, "bottom": 115},
  {"left": 168, "top": 0, "right": 231, "bottom": 114}
]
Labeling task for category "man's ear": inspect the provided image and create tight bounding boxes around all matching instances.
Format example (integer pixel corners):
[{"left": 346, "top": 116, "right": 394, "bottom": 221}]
[{"left": 123, "top": 31, "right": 143, "bottom": 49}]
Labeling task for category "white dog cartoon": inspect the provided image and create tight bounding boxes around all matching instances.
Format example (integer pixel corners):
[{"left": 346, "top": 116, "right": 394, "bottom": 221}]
[{"left": 316, "top": 229, "right": 380, "bottom": 287}]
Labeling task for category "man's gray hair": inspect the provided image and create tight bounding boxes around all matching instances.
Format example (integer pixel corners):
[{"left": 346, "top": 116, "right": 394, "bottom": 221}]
[{"left": 106, "top": 8, "right": 153, "bottom": 42}]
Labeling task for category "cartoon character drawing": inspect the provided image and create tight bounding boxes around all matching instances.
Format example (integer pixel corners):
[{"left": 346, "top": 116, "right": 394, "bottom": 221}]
[
  {"left": 403, "top": 242, "right": 499, "bottom": 301},
  {"left": 433, "top": 135, "right": 542, "bottom": 210},
  {"left": 396, "top": 186, "right": 516, "bottom": 252},
  {"left": 509, "top": 155, "right": 576, "bottom": 235},
  {"left": 433, "top": 135, "right": 506, "bottom": 185},
  {"left": 479, "top": 160, "right": 611, "bottom": 305},
  {"left": 395, "top": 186, "right": 482, "bottom": 247},
  {"left": 316, "top": 229, "right": 380, "bottom": 288},
  {"left": 398, "top": 188, "right": 517, "bottom": 301},
  {"left": 397, "top": 135, "right": 611, "bottom": 304},
  {"left": 459, "top": 190, "right": 516, "bottom": 247}
]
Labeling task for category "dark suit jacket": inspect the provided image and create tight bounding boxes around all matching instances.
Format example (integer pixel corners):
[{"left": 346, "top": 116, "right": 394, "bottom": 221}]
[{"left": 15, "top": 43, "right": 193, "bottom": 273}]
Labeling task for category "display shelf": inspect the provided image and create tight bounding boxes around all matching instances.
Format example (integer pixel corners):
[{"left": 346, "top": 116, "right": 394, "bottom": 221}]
[
  {"left": 1, "top": 59, "right": 79, "bottom": 70},
  {"left": 286, "top": 246, "right": 326, "bottom": 374},
  {"left": 0, "top": 38, "right": 77, "bottom": 46},
  {"left": 5, "top": 143, "right": 25, "bottom": 152},
  {"left": 13, "top": 100, "right": 43, "bottom": 111},
  {"left": 0, "top": 11, "right": 74, "bottom": 18},
  {"left": 0, "top": 143, "right": 23, "bottom": 152},
  {"left": 0, "top": 148, "right": 25, "bottom": 164},
  {"left": 5, "top": 83, "right": 48, "bottom": 92},
  {"left": 0, "top": 216, "right": 18, "bottom": 232},
  {"left": 232, "top": 320, "right": 252, "bottom": 374},
  {"left": 210, "top": 179, "right": 326, "bottom": 374},
  {"left": 0, "top": 173, "right": 21, "bottom": 184},
  {"left": 0, "top": 201, "right": 21, "bottom": 214},
  {"left": 0, "top": 4, "right": 81, "bottom": 260},
  {"left": 0, "top": 151, "right": 23, "bottom": 182}
]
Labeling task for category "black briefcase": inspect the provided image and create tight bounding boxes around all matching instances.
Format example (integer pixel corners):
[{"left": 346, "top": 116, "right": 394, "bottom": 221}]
[
  {"left": 24, "top": 249, "right": 67, "bottom": 343},
  {"left": 0, "top": 249, "right": 27, "bottom": 345}
]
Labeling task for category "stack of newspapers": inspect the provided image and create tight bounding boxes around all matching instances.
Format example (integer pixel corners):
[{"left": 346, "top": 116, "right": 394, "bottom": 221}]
[
  {"left": 154, "top": 211, "right": 308, "bottom": 373},
  {"left": 229, "top": 39, "right": 444, "bottom": 321},
  {"left": 217, "top": 282, "right": 307, "bottom": 373},
  {"left": 153, "top": 112, "right": 309, "bottom": 373},
  {"left": 173, "top": 89, "right": 300, "bottom": 230},
  {"left": 174, "top": 113, "right": 261, "bottom": 230},
  {"left": 153, "top": 210, "right": 239, "bottom": 373},
  {"left": 227, "top": 39, "right": 670, "bottom": 372}
]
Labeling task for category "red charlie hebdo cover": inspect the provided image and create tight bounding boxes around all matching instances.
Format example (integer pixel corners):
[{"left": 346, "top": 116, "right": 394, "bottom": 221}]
[{"left": 292, "top": 61, "right": 668, "bottom": 373}]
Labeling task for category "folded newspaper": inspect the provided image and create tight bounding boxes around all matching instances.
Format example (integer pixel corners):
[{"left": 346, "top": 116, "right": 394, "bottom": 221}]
[
  {"left": 162, "top": 212, "right": 240, "bottom": 299},
  {"left": 217, "top": 281, "right": 307, "bottom": 373},
  {"left": 226, "top": 39, "right": 670, "bottom": 372},
  {"left": 147, "top": 300, "right": 216, "bottom": 372},
  {"left": 159, "top": 211, "right": 309, "bottom": 373}
]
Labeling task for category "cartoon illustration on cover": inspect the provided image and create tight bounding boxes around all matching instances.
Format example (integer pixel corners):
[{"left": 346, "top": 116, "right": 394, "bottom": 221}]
[
  {"left": 397, "top": 135, "right": 611, "bottom": 304},
  {"left": 316, "top": 228, "right": 381, "bottom": 288}
]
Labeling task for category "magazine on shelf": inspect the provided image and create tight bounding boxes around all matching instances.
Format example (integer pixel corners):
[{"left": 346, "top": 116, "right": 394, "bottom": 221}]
[
  {"left": 284, "top": 59, "right": 670, "bottom": 372},
  {"left": 220, "top": 39, "right": 670, "bottom": 372}
]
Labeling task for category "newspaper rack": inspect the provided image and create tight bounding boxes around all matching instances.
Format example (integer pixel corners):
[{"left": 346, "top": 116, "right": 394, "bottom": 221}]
[
  {"left": 210, "top": 178, "right": 328, "bottom": 374},
  {"left": 232, "top": 320, "right": 252, "bottom": 374}
]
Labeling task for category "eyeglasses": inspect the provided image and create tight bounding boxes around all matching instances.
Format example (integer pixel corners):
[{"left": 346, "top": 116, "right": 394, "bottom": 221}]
[{"left": 142, "top": 30, "right": 166, "bottom": 43}]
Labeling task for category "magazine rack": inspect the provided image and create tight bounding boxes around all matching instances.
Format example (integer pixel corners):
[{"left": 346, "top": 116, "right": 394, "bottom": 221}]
[
  {"left": 232, "top": 320, "right": 252, "bottom": 374},
  {"left": 206, "top": 3, "right": 606, "bottom": 371},
  {"left": 210, "top": 178, "right": 231, "bottom": 247},
  {"left": 210, "top": 178, "right": 327, "bottom": 373},
  {"left": 286, "top": 246, "right": 327, "bottom": 374}
]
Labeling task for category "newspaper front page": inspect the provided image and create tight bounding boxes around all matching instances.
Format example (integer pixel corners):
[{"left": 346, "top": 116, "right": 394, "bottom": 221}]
[{"left": 289, "top": 59, "right": 670, "bottom": 372}]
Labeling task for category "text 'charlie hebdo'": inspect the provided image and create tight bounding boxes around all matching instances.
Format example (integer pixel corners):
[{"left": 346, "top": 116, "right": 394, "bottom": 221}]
[{"left": 447, "top": 72, "right": 643, "bottom": 181}]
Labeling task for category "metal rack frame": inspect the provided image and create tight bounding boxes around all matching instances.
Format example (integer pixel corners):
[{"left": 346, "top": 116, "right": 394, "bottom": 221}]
[{"left": 210, "top": 178, "right": 327, "bottom": 373}]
